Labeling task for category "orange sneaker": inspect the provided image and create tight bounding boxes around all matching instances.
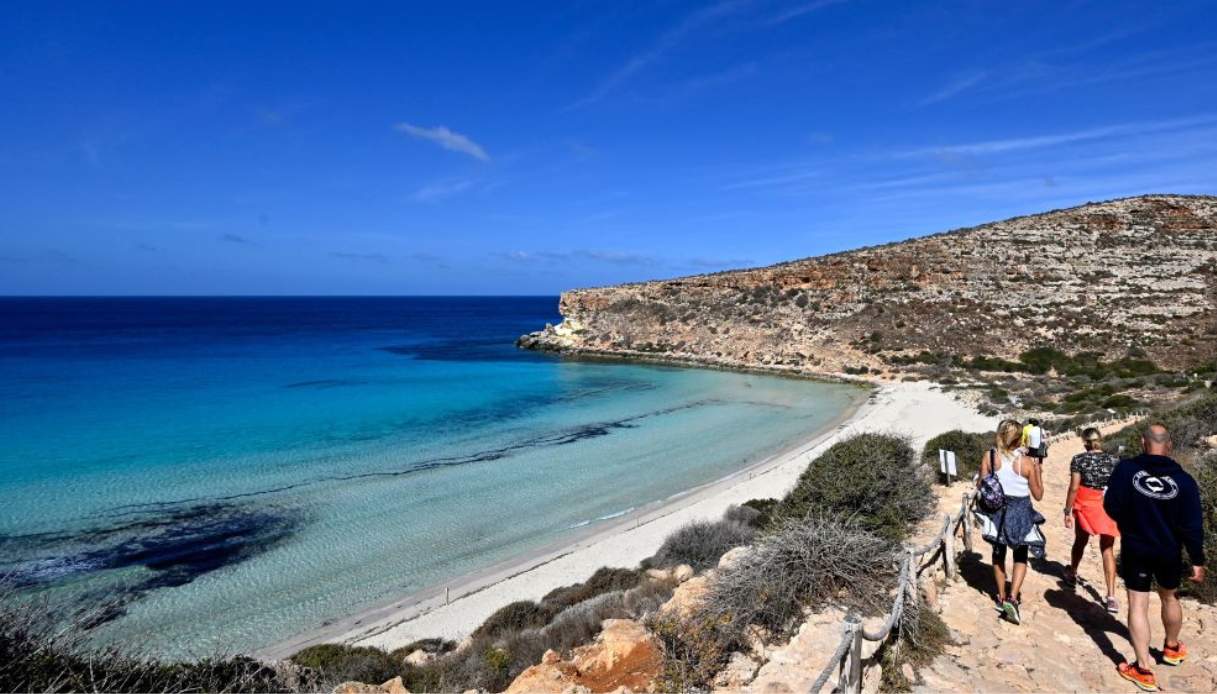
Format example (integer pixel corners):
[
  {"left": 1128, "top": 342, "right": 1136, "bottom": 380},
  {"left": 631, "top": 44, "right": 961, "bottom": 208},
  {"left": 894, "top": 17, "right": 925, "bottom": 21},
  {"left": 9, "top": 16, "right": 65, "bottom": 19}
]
[
  {"left": 1163, "top": 640, "right": 1188, "bottom": 665},
  {"left": 1118, "top": 662, "right": 1159, "bottom": 692}
]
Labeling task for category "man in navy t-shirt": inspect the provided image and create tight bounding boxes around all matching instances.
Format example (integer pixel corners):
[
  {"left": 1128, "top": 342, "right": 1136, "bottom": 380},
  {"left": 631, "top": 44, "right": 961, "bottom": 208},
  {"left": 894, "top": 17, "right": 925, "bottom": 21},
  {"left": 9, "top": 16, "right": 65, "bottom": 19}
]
[{"left": 1104, "top": 423, "right": 1206, "bottom": 691}]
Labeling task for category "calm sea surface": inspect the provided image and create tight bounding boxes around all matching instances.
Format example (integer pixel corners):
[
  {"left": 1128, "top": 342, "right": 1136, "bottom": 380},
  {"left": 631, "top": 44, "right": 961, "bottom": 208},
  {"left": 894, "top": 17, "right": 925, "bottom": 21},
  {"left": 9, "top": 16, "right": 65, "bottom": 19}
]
[{"left": 0, "top": 297, "right": 861, "bottom": 656}]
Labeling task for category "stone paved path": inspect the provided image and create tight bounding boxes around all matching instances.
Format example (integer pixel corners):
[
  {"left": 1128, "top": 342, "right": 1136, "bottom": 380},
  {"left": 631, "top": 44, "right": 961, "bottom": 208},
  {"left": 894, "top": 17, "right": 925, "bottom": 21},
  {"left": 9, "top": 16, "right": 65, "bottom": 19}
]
[{"left": 916, "top": 423, "right": 1217, "bottom": 693}]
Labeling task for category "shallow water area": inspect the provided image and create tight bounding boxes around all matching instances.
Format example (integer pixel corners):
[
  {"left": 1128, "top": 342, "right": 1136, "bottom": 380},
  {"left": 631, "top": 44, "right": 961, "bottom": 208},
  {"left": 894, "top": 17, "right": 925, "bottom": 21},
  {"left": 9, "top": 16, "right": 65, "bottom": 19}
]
[{"left": 0, "top": 297, "right": 862, "bottom": 657}]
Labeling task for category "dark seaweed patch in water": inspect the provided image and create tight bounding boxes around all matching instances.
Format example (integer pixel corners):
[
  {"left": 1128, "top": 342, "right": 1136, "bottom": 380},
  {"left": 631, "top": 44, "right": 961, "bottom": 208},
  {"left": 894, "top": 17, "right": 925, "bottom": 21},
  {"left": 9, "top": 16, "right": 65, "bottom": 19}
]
[
  {"left": 1, "top": 503, "right": 302, "bottom": 627},
  {"left": 380, "top": 338, "right": 554, "bottom": 362}
]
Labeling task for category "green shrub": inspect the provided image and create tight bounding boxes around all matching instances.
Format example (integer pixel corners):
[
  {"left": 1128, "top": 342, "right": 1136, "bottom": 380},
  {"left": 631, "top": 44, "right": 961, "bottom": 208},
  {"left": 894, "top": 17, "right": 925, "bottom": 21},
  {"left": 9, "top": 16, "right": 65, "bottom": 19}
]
[
  {"left": 965, "top": 355, "right": 1023, "bottom": 372},
  {"left": 649, "top": 518, "right": 756, "bottom": 570},
  {"left": 921, "top": 430, "right": 991, "bottom": 484},
  {"left": 739, "top": 498, "right": 779, "bottom": 529},
  {"left": 778, "top": 433, "right": 932, "bottom": 541},
  {"left": 1106, "top": 393, "right": 1217, "bottom": 459},
  {"left": 1188, "top": 454, "right": 1217, "bottom": 604},
  {"left": 387, "top": 638, "right": 456, "bottom": 662},
  {"left": 471, "top": 601, "right": 556, "bottom": 641},
  {"left": 291, "top": 643, "right": 399, "bottom": 685},
  {"left": 541, "top": 567, "right": 642, "bottom": 610}
]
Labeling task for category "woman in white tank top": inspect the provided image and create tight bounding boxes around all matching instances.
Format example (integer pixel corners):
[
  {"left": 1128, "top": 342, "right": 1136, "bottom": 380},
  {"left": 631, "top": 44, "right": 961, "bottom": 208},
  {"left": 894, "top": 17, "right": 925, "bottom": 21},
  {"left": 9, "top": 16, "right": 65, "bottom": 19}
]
[{"left": 977, "top": 419, "right": 1044, "bottom": 624}]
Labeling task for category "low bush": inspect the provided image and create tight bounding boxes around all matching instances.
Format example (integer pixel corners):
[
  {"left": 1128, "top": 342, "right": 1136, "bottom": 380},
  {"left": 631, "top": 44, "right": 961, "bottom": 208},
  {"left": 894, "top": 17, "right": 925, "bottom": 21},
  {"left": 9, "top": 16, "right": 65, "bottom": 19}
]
[
  {"left": 649, "top": 518, "right": 756, "bottom": 571},
  {"left": 648, "top": 514, "right": 898, "bottom": 690},
  {"left": 1188, "top": 455, "right": 1217, "bottom": 604},
  {"left": 921, "top": 430, "right": 990, "bottom": 484},
  {"left": 471, "top": 601, "right": 557, "bottom": 641},
  {"left": 292, "top": 643, "right": 400, "bottom": 685},
  {"left": 737, "top": 498, "right": 779, "bottom": 529},
  {"left": 778, "top": 433, "right": 932, "bottom": 541},
  {"left": 880, "top": 599, "right": 952, "bottom": 692},
  {"left": 387, "top": 638, "right": 456, "bottom": 661},
  {"left": 1105, "top": 393, "right": 1217, "bottom": 459},
  {"left": 541, "top": 567, "right": 642, "bottom": 610}
]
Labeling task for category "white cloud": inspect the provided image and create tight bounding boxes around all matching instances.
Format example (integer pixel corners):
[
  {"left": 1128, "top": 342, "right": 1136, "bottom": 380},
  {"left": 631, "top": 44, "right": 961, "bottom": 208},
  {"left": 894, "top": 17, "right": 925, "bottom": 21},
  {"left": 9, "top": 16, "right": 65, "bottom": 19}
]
[
  {"left": 762, "top": 0, "right": 848, "bottom": 26},
  {"left": 568, "top": 0, "right": 750, "bottom": 109},
  {"left": 918, "top": 69, "right": 989, "bottom": 106},
  {"left": 411, "top": 179, "right": 476, "bottom": 202},
  {"left": 394, "top": 123, "right": 490, "bottom": 161},
  {"left": 899, "top": 114, "right": 1217, "bottom": 158}
]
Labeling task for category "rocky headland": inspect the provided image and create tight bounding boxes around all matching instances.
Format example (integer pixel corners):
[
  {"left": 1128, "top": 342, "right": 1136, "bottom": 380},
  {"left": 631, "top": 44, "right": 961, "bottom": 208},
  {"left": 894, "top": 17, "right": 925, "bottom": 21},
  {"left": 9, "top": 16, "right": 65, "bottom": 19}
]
[{"left": 519, "top": 194, "right": 1217, "bottom": 378}]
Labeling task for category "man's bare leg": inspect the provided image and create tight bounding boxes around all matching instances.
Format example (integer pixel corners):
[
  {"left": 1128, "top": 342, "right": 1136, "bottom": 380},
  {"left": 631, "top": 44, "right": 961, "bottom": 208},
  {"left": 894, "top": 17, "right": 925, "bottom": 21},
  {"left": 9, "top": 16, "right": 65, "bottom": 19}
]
[
  {"left": 1160, "top": 587, "right": 1183, "bottom": 648},
  {"left": 1128, "top": 589, "right": 1154, "bottom": 668}
]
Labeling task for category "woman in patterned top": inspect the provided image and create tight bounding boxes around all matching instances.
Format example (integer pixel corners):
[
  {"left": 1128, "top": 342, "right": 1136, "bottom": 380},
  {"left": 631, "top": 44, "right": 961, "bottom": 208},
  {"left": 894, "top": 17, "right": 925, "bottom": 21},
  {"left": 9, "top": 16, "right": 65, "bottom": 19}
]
[{"left": 1063, "top": 427, "right": 1121, "bottom": 612}]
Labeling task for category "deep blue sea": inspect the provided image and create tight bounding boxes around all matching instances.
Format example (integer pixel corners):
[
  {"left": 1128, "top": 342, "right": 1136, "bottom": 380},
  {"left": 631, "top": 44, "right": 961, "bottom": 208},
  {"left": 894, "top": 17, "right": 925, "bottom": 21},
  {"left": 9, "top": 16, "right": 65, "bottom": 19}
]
[{"left": 0, "top": 297, "right": 861, "bottom": 657}]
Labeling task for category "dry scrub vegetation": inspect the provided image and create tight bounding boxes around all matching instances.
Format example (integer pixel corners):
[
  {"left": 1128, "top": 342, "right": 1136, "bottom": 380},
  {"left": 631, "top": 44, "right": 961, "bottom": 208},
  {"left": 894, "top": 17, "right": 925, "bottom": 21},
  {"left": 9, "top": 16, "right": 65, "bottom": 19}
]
[{"left": 649, "top": 432, "right": 940, "bottom": 690}]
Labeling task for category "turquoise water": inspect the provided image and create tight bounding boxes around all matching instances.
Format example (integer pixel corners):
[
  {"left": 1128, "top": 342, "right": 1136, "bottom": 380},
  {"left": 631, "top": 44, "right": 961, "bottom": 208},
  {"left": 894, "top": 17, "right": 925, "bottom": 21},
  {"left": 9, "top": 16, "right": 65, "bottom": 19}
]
[{"left": 0, "top": 297, "right": 862, "bottom": 657}]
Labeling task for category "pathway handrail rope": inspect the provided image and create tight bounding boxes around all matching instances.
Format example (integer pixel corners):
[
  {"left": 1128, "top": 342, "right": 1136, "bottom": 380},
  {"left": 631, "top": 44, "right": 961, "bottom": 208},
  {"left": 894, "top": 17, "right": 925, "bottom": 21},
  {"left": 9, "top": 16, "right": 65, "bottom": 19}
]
[
  {"left": 810, "top": 490, "right": 973, "bottom": 693},
  {"left": 810, "top": 413, "right": 1142, "bottom": 693}
]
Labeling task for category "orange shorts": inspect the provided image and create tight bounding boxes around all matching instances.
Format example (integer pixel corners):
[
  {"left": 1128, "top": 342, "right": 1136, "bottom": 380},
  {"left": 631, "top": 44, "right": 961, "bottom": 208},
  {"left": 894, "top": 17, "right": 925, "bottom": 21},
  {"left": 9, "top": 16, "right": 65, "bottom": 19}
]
[{"left": 1074, "top": 485, "right": 1119, "bottom": 537}]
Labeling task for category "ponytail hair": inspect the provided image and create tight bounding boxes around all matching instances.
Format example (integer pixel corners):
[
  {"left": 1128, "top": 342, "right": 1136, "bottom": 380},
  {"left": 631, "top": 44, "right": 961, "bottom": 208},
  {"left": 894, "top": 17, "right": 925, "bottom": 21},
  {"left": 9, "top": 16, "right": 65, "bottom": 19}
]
[{"left": 995, "top": 419, "right": 1022, "bottom": 456}]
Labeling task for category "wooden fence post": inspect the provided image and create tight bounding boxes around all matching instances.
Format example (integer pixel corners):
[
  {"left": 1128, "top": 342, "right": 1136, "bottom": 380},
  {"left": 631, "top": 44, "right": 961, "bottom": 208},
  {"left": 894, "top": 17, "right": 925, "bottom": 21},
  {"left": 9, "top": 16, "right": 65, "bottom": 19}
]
[
  {"left": 944, "top": 521, "right": 957, "bottom": 580},
  {"left": 961, "top": 494, "right": 974, "bottom": 553},
  {"left": 841, "top": 622, "right": 863, "bottom": 694}
]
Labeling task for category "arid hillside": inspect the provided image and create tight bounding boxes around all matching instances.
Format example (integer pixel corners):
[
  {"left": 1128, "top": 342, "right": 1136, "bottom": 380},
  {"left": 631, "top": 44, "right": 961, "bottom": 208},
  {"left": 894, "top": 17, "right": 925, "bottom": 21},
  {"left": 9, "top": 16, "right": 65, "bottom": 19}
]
[{"left": 520, "top": 195, "right": 1217, "bottom": 376}]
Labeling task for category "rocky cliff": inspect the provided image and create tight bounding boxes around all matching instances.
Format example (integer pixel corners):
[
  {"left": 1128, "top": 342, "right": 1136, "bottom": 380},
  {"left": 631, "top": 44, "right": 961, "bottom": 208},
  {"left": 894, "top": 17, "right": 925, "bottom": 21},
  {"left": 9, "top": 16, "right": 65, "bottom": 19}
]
[{"left": 519, "top": 195, "right": 1217, "bottom": 375}]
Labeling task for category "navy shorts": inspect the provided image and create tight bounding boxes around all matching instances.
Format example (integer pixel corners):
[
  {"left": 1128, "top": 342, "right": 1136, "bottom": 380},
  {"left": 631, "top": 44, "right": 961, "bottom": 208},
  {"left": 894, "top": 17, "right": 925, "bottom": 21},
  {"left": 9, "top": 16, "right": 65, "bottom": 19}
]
[{"left": 1120, "top": 549, "right": 1182, "bottom": 592}]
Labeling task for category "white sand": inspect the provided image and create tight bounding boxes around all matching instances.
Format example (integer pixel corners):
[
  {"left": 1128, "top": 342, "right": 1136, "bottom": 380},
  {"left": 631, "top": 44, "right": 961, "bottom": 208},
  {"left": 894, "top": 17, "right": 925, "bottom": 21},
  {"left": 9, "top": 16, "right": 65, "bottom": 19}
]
[{"left": 257, "top": 380, "right": 993, "bottom": 660}]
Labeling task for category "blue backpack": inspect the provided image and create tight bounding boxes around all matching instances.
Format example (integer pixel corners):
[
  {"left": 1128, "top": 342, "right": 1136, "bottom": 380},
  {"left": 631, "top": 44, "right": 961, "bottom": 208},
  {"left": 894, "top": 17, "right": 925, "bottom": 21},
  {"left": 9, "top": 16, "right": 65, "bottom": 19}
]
[{"left": 977, "top": 448, "right": 1006, "bottom": 513}]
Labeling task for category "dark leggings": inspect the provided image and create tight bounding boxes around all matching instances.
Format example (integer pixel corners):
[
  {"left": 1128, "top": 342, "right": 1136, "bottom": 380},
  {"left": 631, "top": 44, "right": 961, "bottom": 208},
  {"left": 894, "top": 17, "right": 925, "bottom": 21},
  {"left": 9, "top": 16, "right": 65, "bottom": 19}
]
[{"left": 993, "top": 543, "right": 1028, "bottom": 565}]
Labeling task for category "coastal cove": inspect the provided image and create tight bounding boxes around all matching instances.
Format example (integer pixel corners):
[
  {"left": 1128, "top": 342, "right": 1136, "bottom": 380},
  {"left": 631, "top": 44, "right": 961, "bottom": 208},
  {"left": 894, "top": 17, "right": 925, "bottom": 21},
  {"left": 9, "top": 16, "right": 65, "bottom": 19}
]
[
  {"left": 263, "top": 379, "right": 993, "bottom": 660},
  {"left": 0, "top": 296, "right": 864, "bottom": 659}
]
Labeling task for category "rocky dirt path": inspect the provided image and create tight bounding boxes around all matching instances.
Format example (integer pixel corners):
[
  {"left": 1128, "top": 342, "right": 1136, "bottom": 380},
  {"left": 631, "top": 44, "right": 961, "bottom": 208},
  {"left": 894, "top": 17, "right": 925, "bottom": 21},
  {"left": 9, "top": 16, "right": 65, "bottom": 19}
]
[{"left": 917, "top": 424, "right": 1217, "bottom": 693}]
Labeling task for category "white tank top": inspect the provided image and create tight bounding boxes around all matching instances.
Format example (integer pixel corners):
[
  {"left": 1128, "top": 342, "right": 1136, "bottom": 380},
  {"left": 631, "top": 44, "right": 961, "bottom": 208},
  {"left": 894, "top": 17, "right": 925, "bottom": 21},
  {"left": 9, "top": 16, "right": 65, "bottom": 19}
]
[{"left": 995, "top": 449, "right": 1030, "bottom": 498}]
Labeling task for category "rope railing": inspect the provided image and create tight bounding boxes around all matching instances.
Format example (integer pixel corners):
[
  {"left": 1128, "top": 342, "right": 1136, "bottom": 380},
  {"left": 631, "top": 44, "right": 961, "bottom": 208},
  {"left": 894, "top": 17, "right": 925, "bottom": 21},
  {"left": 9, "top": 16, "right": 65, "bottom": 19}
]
[
  {"left": 1044, "top": 410, "right": 1149, "bottom": 444},
  {"left": 809, "top": 412, "right": 1145, "bottom": 693},
  {"left": 810, "top": 490, "right": 973, "bottom": 693}
]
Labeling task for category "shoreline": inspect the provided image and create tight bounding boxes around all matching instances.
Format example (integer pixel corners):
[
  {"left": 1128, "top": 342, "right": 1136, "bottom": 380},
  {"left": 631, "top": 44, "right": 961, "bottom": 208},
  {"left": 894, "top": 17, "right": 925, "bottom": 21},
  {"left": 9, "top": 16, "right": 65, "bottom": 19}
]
[{"left": 257, "top": 380, "right": 993, "bottom": 661}]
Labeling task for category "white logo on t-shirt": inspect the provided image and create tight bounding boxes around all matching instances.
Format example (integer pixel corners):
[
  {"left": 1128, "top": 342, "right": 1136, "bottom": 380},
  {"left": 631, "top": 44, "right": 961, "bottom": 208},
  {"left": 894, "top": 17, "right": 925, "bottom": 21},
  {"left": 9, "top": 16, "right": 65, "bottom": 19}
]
[{"left": 1132, "top": 470, "right": 1179, "bottom": 500}]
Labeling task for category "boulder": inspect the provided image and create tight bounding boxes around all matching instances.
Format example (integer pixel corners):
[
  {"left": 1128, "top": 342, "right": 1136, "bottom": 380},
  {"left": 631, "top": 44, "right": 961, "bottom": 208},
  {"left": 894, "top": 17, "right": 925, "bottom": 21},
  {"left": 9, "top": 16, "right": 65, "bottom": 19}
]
[
  {"left": 712, "top": 651, "right": 760, "bottom": 688},
  {"left": 717, "top": 546, "right": 750, "bottom": 570},
  {"left": 333, "top": 683, "right": 380, "bottom": 694},
  {"left": 381, "top": 676, "right": 410, "bottom": 694},
  {"left": 659, "top": 574, "right": 709, "bottom": 619},
  {"left": 330, "top": 676, "right": 411, "bottom": 694},
  {"left": 672, "top": 564, "right": 695, "bottom": 583},
  {"left": 504, "top": 619, "right": 661, "bottom": 693},
  {"left": 403, "top": 649, "right": 434, "bottom": 666}
]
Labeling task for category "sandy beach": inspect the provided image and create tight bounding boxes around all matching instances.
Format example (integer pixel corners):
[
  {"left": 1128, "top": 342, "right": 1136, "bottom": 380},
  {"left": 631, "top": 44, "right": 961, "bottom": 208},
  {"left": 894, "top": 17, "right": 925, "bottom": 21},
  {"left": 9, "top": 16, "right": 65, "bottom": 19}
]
[{"left": 258, "top": 379, "right": 993, "bottom": 661}]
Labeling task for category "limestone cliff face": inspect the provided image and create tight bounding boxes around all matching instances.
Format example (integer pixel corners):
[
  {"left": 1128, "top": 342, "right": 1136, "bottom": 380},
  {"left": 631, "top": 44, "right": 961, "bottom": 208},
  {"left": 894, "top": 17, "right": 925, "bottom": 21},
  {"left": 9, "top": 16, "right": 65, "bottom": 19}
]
[{"left": 519, "top": 195, "right": 1217, "bottom": 374}]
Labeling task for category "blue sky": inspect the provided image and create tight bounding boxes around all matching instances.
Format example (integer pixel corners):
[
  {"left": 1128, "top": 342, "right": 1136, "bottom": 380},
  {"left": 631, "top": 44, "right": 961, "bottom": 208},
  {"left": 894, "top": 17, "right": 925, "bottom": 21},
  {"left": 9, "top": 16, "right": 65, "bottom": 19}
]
[{"left": 2, "top": 1, "right": 1216, "bottom": 295}]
